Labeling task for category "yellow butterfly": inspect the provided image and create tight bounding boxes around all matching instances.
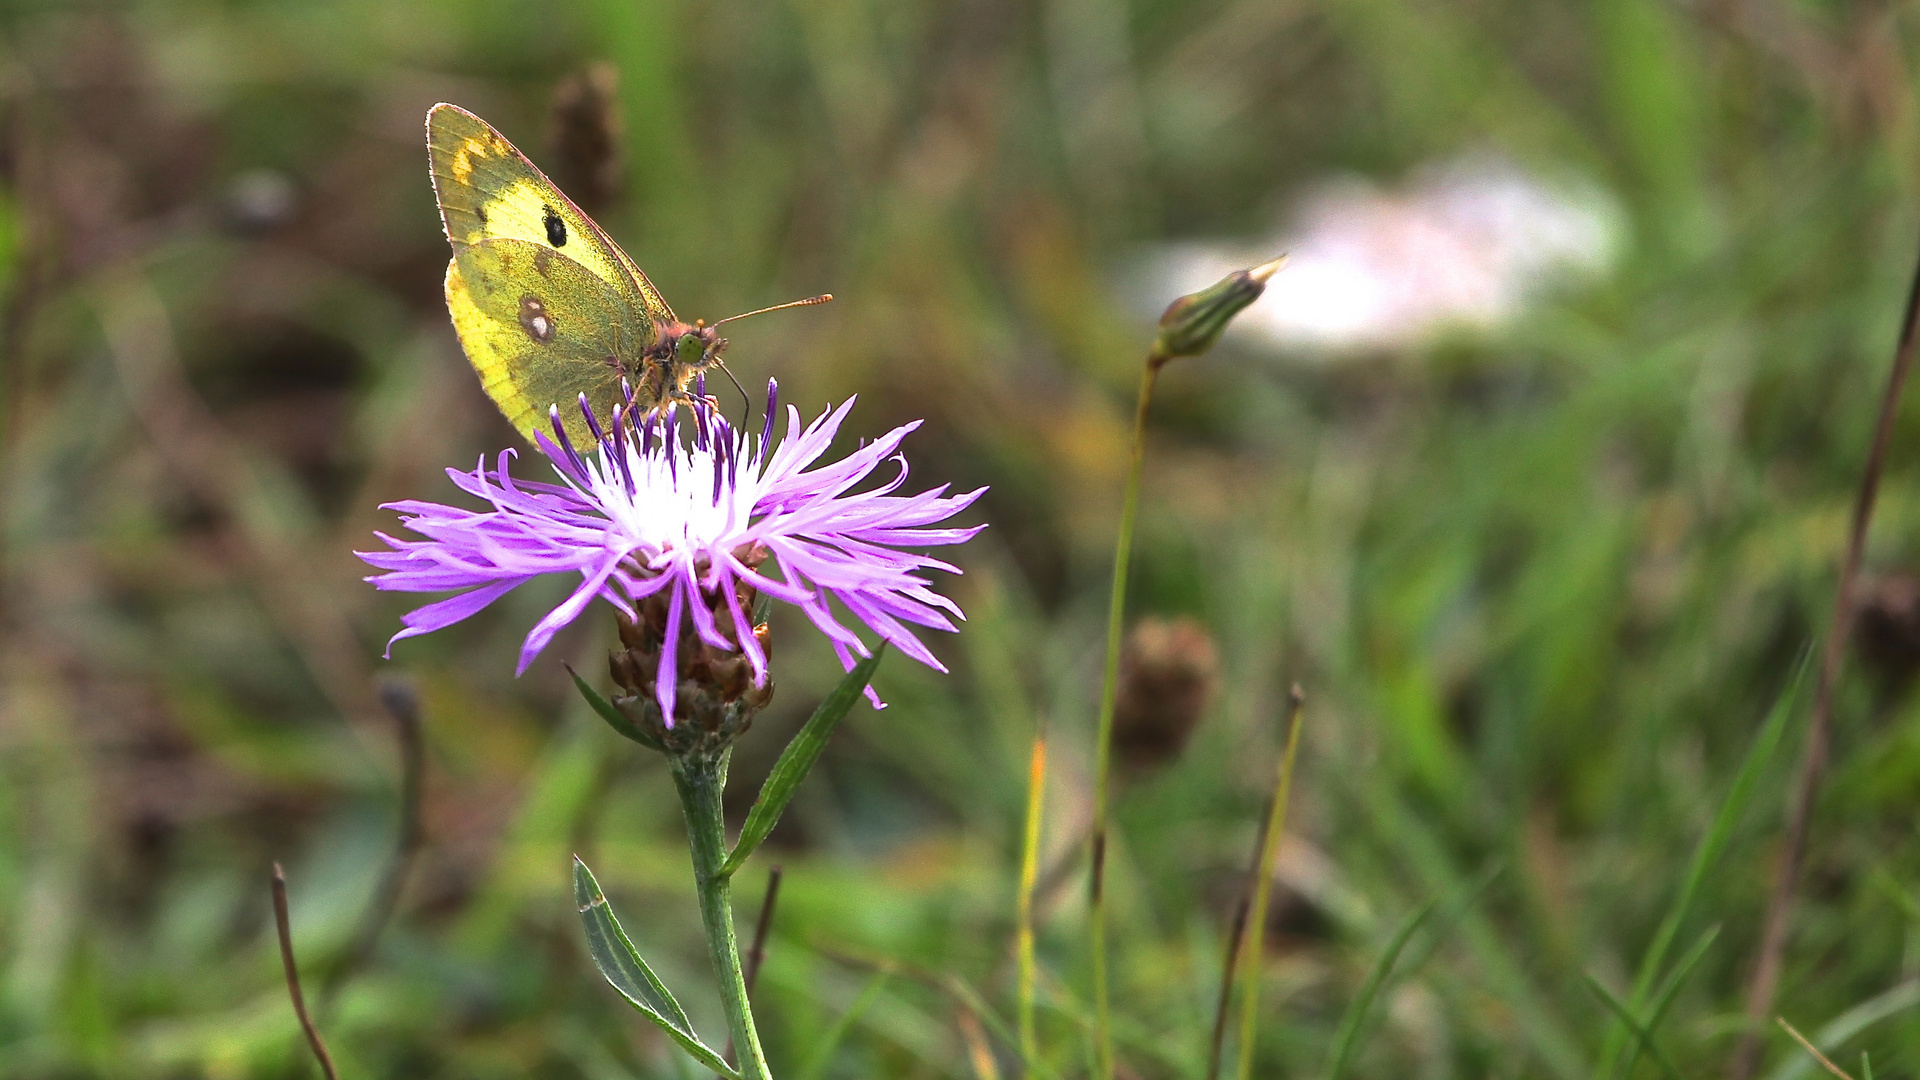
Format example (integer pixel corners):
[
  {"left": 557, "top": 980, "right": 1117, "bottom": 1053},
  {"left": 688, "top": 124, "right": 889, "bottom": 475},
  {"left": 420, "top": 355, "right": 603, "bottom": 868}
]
[{"left": 426, "top": 103, "right": 827, "bottom": 447}]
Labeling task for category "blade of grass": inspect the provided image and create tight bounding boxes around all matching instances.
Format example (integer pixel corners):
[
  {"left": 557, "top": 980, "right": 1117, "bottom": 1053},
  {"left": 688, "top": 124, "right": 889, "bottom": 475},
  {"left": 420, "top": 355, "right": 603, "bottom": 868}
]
[
  {"left": 959, "top": 1006, "right": 1004, "bottom": 1080},
  {"left": 794, "top": 973, "right": 891, "bottom": 1080},
  {"left": 1325, "top": 864, "right": 1498, "bottom": 1080},
  {"left": 1234, "top": 685, "right": 1305, "bottom": 1080},
  {"left": 1324, "top": 897, "right": 1438, "bottom": 1080},
  {"left": 1763, "top": 981, "right": 1920, "bottom": 1080},
  {"left": 1017, "top": 720, "right": 1048, "bottom": 1075},
  {"left": 1597, "top": 652, "right": 1808, "bottom": 1080},
  {"left": 1775, "top": 1017, "right": 1856, "bottom": 1080},
  {"left": 1206, "top": 894, "right": 1251, "bottom": 1080},
  {"left": 1618, "top": 924, "right": 1719, "bottom": 1079},
  {"left": 721, "top": 648, "right": 885, "bottom": 877},
  {"left": 1581, "top": 974, "right": 1682, "bottom": 1080},
  {"left": 1734, "top": 237, "right": 1920, "bottom": 1080}
]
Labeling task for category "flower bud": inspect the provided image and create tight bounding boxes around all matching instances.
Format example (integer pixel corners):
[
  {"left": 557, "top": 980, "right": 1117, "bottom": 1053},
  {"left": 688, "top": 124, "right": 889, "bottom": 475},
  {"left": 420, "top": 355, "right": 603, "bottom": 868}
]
[{"left": 1149, "top": 256, "right": 1285, "bottom": 366}]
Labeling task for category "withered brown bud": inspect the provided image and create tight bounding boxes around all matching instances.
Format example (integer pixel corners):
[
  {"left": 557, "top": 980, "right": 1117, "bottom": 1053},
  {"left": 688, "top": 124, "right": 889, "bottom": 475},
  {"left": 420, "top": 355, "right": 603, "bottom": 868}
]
[
  {"left": 548, "top": 62, "right": 622, "bottom": 217},
  {"left": 1113, "top": 616, "right": 1219, "bottom": 771},
  {"left": 1857, "top": 572, "right": 1920, "bottom": 689}
]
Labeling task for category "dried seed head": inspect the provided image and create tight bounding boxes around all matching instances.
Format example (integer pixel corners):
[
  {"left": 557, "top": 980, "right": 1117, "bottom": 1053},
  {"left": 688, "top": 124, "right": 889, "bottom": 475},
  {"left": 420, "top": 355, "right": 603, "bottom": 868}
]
[
  {"left": 1113, "top": 616, "right": 1219, "bottom": 771},
  {"left": 1857, "top": 572, "right": 1920, "bottom": 689},
  {"left": 548, "top": 62, "right": 622, "bottom": 216}
]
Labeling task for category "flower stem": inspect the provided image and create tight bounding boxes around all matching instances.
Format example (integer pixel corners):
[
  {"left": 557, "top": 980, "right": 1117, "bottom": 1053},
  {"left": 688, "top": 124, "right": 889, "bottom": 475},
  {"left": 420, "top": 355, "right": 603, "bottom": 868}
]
[
  {"left": 1089, "top": 358, "right": 1162, "bottom": 1080},
  {"left": 671, "top": 751, "right": 771, "bottom": 1080}
]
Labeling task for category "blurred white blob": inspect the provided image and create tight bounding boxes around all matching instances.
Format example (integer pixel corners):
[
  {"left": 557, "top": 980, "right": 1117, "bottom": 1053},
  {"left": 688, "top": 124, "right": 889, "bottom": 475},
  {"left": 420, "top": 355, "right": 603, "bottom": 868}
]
[{"left": 1149, "top": 154, "right": 1621, "bottom": 351}]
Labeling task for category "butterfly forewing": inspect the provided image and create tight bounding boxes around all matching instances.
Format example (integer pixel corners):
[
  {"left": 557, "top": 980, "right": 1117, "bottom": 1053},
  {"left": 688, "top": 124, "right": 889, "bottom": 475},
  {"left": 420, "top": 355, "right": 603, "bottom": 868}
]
[{"left": 427, "top": 104, "right": 675, "bottom": 321}]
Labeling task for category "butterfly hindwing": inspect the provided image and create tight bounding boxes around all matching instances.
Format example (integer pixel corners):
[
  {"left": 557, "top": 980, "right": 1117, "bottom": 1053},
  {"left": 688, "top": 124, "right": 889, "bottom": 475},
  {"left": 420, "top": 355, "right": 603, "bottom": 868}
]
[{"left": 446, "top": 238, "right": 643, "bottom": 448}]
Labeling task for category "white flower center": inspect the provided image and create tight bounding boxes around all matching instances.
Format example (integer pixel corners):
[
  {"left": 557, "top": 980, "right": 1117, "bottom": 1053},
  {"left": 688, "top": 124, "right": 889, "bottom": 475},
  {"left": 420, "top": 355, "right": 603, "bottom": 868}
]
[{"left": 573, "top": 428, "right": 762, "bottom": 560}]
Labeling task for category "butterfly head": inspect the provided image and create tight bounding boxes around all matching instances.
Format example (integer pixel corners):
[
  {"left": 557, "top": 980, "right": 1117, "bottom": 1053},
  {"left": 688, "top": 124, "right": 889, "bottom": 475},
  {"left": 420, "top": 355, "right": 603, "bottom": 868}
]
[{"left": 643, "top": 296, "right": 833, "bottom": 410}]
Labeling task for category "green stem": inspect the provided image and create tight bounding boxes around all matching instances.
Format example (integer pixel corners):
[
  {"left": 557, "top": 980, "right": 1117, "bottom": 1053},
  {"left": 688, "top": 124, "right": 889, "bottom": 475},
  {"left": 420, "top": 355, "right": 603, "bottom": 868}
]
[
  {"left": 1017, "top": 723, "right": 1048, "bottom": 1073},
  {"left": 1090, "top": 359, "right": 1161, "bottom": 1080},
  {"left": 671, "top": 751, "right": 771, "bottom": 1080},
  {"left": 1235, "top": 689, "right": 1305, "bottom": 1080}
]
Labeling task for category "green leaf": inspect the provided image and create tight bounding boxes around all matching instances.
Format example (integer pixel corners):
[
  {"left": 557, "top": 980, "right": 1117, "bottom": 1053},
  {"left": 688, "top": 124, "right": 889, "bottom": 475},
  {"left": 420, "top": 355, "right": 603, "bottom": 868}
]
[
  {"left": 1598, "top": 651, "right": 1808, "bottom": 1080},
  {"left": 1326, "top": 865, "right": 1496, "bottom": 1080},
  {"left": 1619, "top": 925, "right": 1718, "bottom": 1079},
  {"left": 1325, "top": 897, "right": 1437, "bottom": 1080},
  {"left": 567, "top": 663, "right": 664, "bottom": 751},
  {"left": 1581, "top": 973, "right": 1683, "bottom": 1080},
  {"left": 573, "top": 857, "right": 740, "bottom": 1079},
  {"left": 794, "top": 973, "right": 890, "bottom": 1080},
  {"left": 720, "top": 647, "right": 885, "bottom": 878}
]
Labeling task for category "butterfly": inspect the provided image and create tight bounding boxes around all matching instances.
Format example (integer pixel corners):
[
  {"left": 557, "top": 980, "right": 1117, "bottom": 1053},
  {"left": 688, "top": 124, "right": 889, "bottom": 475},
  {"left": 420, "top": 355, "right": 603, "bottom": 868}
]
[{"left": 426, "top": 102, "right": 827, "bottom": 447}]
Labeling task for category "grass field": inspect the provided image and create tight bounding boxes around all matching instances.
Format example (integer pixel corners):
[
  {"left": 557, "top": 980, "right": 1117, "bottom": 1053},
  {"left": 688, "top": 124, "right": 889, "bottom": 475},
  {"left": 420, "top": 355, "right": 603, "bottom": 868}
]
[{"left": 5, "top": 0, "right": 1920, "bottom": 1076}]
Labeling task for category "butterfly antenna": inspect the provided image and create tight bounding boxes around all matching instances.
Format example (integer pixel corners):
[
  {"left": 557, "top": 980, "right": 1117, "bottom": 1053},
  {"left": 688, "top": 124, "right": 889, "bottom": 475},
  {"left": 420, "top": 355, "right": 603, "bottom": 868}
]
[
  {"left": 713, "top": 357, "right": 753, "bottom": 426},
  {"left": 709, "top": 294, "right": 833, "bottom": 328}
]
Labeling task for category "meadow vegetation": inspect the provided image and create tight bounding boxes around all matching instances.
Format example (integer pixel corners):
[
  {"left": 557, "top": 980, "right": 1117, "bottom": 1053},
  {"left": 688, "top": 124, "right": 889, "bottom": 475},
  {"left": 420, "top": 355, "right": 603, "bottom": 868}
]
[{"left": 4, "top": 0, "right": 1920, "bottom": 1076}]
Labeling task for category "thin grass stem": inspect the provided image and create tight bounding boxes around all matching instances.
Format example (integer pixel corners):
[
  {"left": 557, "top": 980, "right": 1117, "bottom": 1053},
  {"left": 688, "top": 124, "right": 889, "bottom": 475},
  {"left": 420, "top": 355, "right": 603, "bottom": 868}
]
[
  {"left": 1233, "top": 685, "right": 1305, "bottom": 1080},
  {"left": 1206, "top": 894, "right": 1251, "bottom": 1080},
  {"left": 1733, "top": 238, "right": 1920, "bottom": 1080},
  {"left": 272, "top": 864, "right": 338, "bottom": 1080},
  {"left": 1017, "top": 722, "right": 1048, "bottom": 1074},
  {"left": 1775, "top": 1017, "right": 1857, "bottom": 1080}
]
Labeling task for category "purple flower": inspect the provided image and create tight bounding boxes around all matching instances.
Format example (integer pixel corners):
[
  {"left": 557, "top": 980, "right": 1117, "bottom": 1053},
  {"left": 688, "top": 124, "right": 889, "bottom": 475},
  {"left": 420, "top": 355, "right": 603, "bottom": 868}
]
[{"left": 359, "top": 381, "right": 985, "bottom": 722}]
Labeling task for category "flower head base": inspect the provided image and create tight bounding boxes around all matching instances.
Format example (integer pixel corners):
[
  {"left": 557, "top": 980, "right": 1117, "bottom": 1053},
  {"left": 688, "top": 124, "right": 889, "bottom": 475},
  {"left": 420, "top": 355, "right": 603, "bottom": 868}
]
[{"left": 360, "top": 380, "right": 985, "bottom": 736}]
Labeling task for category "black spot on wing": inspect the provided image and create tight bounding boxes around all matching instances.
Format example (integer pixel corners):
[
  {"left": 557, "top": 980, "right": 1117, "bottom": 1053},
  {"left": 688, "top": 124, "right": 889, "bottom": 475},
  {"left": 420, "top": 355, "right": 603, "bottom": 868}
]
[{"left": 543, "top": 205, "right": 567, "bottom": 246}]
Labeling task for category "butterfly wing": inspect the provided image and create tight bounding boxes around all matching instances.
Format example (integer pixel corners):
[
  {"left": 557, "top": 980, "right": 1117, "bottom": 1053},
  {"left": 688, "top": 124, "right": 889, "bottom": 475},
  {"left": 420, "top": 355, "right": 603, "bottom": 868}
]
[
  {"left": 446, "top": 238, "right": 644, "bottom": 448},
  {"left": 428, "top": 103, "right": 675, "bottom": 320},
  {"left": 427, "top": 103, "right": 678, "bottom": 440}
]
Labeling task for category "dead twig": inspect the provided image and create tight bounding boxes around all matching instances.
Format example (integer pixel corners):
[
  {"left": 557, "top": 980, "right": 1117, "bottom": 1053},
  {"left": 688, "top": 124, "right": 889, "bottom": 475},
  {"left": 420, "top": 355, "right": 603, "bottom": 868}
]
[
  {"left": 745, "top": 865, "right": 783, "bottom": 996},
  {"left": 273, "top": 864, "right": 339, "bottom": 1080},
  {"left": 1731, "top": 237, "right": 1920, "bottom": 1079}
]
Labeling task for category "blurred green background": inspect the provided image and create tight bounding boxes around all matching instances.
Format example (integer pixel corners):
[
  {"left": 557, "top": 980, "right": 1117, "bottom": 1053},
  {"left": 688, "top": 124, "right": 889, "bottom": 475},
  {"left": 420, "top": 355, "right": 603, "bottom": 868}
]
[{"left": 6, "top": 0, "right": 1920, "bottom": 1076}]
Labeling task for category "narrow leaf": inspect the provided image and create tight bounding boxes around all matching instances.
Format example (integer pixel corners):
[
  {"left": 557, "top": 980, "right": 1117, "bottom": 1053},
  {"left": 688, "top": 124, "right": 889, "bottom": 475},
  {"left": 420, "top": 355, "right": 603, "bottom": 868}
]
[
  {"left": 721, "top": 647, "right": 885, "bottom": 877},
  {"left": 573, "top": 857, "right": 740, "bottom": 1079},
  {"left": 1600, "top": 652, "right": 1808, "bottom": 1079},
  {"left": 795, "top": 972, "right": 891, "bottom": 1080},
  {"left": 1325, "top": 897, "right": 1438, "bottom": 1080},
  {"left": 567, "top": 664, "right": 664, "bottom": 751},
  {"left": 1581, "top": 974, "right": 1683, "bottom": 1080},
  {"left": 1619, "top": 924, "right": 1719, "bottom": 1079}
]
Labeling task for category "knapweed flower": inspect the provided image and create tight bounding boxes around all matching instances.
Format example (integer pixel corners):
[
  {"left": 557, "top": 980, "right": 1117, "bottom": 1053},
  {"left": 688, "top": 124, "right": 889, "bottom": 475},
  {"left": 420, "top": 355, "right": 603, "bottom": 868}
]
[{"left": 359, "top": 381, "right": 984, "bottom": 728}]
